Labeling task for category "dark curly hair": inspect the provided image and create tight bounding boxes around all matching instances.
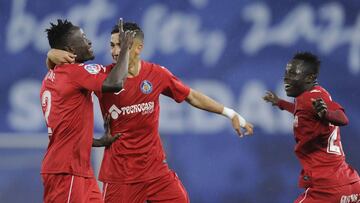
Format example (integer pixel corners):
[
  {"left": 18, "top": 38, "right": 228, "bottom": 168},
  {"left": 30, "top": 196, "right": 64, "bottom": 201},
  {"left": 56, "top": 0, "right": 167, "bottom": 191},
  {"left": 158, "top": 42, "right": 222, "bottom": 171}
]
[
  {"left": 293, "top": 52, "right": 321, "bottom": 76},
  {"left": 111, "top": 21, "right": 144, "bottom": 41},
  {"left": 45, "top": 19, "right": 78, "bottom": 49}
]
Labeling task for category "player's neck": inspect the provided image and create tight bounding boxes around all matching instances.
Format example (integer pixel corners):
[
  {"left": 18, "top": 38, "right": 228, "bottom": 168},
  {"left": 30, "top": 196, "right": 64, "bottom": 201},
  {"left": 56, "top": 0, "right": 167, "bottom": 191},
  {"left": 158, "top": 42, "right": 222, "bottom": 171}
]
[
  {"left": 306, "top": 82, "right": 318, "bottom": 91},
  {"left": 128, "top": 59, "right": 141, "bottom": 78}
]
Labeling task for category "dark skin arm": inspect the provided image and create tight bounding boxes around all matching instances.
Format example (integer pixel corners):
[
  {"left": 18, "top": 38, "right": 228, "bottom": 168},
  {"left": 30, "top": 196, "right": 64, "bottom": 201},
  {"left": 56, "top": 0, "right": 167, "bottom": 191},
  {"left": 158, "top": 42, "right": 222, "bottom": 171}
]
[
  {"left": 102, "top": 18, "right": 135, "bottom": 93},
  {"left": 92, "top": 114, "right": 121, "bottom": 147},
  {"left": 263, "top": 91, "right": 295, "bottom": 113},
  {"left": 46, "top": 19, "right": 135, "bottom": 93},
  {"left": 312, "top": 98, "right": 349, "bottom": 126}
]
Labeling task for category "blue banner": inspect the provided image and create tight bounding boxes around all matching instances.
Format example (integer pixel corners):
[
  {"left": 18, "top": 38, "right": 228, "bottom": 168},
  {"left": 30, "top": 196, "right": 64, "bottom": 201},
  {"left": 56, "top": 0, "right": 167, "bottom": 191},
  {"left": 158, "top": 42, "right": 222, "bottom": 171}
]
[{"left": 0, "top": 0, "right": 359, "bottom": 202}]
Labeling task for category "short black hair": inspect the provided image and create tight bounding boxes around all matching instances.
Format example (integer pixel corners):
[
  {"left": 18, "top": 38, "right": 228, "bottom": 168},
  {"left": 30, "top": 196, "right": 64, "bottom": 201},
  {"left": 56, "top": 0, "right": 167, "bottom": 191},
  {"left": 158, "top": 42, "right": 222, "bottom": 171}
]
[
  {"left": 111, "top": 22, "right": 144, "bottom": 40},
  {"left": 292, "top": 52, "right": 321, "bottom": 75},
  {"left": 45, "top": 19, "right": 78, "bottom": 49}
]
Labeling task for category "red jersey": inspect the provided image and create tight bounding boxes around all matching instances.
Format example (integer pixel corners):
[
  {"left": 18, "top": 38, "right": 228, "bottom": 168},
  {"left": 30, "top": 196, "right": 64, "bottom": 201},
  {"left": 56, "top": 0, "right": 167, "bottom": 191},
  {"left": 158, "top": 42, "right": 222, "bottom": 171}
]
[
  {"left": 293, "top": 85, "right": 360, "bottom": 188},
  {"left": 40, "top": 63, "right": 107, "bottom": 177},
  {"left": 97, "top": 60, "right": 190, "bottom": 183}
]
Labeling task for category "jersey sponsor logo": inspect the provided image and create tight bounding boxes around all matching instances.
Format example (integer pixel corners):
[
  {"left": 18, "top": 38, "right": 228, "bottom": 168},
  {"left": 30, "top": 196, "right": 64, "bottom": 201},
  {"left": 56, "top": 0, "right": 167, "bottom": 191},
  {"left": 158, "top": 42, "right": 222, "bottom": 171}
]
[
  {"left": 340, "top": 193, "right": 360, "bottom": 203},
  {"left": 84, "top": 64, "right": 102, "bottom": 74},
  {"left": 109, "top": 101, "right": 155, "bottom": 119},
  {"left": 140, "top": 80, "right": 153, "bottom": 94}
]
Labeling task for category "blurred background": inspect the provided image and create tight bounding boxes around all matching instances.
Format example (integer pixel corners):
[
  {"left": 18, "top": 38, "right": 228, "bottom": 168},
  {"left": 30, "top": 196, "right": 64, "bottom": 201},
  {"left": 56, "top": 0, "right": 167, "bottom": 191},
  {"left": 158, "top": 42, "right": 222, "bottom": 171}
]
[{"left": 0, "top": 0, "right": 360, "bottom": 202}]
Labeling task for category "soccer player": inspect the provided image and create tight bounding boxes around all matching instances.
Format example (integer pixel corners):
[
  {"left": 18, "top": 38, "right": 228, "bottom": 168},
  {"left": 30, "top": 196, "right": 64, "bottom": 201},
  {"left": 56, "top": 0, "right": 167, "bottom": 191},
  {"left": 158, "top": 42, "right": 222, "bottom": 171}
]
[
  {"left": 40, "top": 19, "right": 134, "bottom": 202},
  {"left": 48, "top": 22, "right": 253, "bottom": 203},
  {"left": 263, "top": 52, "right": 360, "bottom": 203}
]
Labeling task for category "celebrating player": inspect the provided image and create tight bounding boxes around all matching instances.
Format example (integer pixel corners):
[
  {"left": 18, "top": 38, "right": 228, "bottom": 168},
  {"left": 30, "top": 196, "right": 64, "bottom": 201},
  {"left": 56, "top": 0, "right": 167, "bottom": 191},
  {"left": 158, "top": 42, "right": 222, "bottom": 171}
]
[
  {"left": 263, "top": 52, "right": 360, "bottom": 203},
  {"left": 40, "top": 19, "right": 134, "bottom": 202},
  {"left": 48, "top": 21, "right": 253, "bottom": 203}
]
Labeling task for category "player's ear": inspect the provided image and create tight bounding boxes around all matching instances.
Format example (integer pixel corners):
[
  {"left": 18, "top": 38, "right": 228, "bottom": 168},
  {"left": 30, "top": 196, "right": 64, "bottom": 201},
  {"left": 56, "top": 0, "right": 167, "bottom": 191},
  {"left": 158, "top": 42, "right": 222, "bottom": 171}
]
[
  {"left": 64, "top": 46, "right": 76, "bottom": 55},
  {"left": 65, "top": 46, "right": 76, "bottom": 55},
  {"left": 305, "top": 74, "right": 316, "bottom": 83},
  {"left": 138, "top": 43, "right": 143, "bottom": 51},
  {"left": 135, "top": 42, "right": 143, "bottom": 54}
]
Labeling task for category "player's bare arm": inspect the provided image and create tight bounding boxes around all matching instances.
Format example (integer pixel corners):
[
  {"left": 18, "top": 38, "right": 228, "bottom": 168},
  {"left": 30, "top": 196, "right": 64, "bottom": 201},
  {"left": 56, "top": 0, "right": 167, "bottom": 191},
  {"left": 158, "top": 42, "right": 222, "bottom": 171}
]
[
  {"left": 312, "top": 98, "right": 349, "bottom": 126},
  {"left": 263, "top": 91, "right": 295, "bottom": 113},
  {"left": 185, "top": 88, "right": 253, "bottom": 137},
  {"left": 102, "top": 18, "right": 135, "bottom": 92},
  {"left": 92, "top": 114, "right": 120, "bottom": 147},
  {"left": 263, "top": 91, "right": 279, "bottom": 106}
]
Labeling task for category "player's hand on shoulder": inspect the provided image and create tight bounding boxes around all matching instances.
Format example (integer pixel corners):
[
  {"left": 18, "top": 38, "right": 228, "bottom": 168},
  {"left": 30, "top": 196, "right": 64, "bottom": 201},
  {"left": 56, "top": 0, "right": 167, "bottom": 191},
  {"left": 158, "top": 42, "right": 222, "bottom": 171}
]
[
  {"left": 118, "top": 18, "right": 136, "bottom": 50},
  {"left": 263, "top": 91, "right": 280, "bottom": 106},
  {"left": 231, "top": 115, "right": 254, "bottom": 138},
  {"left": 312, "top": 98, "right": 327, "bottom": 119},
  {"left": 48, "top": 48, "right": 76, "bottom": 65}
]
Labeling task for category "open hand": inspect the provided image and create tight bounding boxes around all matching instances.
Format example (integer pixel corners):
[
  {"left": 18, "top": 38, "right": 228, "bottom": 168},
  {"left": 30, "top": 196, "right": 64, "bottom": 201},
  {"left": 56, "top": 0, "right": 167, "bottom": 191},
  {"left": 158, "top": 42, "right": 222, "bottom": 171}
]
[
  {"left": 231, "top": 115, "right": 254, "bottom": 138},
  {"left": 312, "top": 98, "right": 327, "bottom": 119},
  {"left": 118, "top": 18, "right": 136, "bottom": 50},
  {"left": 263, "top": 91, "right": 279, "bottom": 106},
  {"left": 48, "top": 49, "right": 76, "bottom": 65}
]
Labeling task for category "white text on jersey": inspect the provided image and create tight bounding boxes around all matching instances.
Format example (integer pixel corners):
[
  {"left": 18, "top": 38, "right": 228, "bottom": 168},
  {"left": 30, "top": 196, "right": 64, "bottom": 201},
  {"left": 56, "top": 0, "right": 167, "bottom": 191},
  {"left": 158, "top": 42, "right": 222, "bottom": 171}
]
[{"left": 109, "top": 102, "right": 155, "bottom": 119}]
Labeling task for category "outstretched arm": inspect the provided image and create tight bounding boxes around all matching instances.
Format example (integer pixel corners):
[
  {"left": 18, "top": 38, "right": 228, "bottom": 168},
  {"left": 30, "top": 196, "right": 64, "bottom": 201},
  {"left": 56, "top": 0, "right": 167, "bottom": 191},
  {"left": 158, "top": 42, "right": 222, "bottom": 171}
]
[
  {"left": 277, "top": 100, "right": 295, "bottom": 113},
  {"left": 312, "top": 98, "right": 348, "bottom": 126},
  {"left": 263, "top": 91, "right": 295, "bottom": 113},
  {"left": 185, "top": 88, "right": 253, "bottom": 137}
]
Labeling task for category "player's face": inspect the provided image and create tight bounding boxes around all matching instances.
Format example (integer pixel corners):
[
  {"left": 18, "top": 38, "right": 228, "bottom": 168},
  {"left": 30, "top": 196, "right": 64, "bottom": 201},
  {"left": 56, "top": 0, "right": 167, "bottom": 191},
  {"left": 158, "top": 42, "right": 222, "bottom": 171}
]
[
  {"left": 110, "top": 33, "right": 121, "bottom": 63},
  {"left": 69, "top": 28, "right": 94, "bottom": 62},
  {"left": 110, "top": 32, "right": 143, "bottom": 63},
  {"left": 284, "top": 59, "right": 310, "bottom": 97}
]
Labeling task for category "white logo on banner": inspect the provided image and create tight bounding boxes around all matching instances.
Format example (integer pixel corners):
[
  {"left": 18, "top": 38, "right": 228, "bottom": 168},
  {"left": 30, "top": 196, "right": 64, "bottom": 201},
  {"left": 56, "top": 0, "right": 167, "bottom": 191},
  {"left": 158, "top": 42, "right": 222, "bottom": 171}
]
[
  {"left": 5, "top": 0, "right": 360, "bottom": 73},
  {"left": 242, "top": 2, "right": 360, "bottom": 74}
]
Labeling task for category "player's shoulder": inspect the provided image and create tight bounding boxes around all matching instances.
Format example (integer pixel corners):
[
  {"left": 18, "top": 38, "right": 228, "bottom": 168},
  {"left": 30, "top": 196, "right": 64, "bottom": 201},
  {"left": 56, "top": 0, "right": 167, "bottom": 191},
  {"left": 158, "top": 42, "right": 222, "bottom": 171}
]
[
  {"left": 58, "top": 63, "right": 105, "bottom": 75},
  {"left": 141, "top": 60, "right": 168, "bottom": 73},
  {"left": 103, "top": 63, "right": 114, "bottom": 74},
  {"left": 304, "top": 85, "right": 331, "bottom": 100},
  {"left": 142, "top": 60, "right": 162, "bottom": 69},
  {"left": 53, "top": 63, "right": 77, "bottom": 71}
]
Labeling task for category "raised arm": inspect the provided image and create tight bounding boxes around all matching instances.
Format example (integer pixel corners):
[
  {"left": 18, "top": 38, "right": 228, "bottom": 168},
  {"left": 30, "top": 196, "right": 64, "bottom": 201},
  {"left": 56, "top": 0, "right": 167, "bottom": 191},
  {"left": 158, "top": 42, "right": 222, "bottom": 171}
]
[
  {"left": 185, "top": 88, "right": 253, "bottom": 137},
  {"left": 102, "top": 19, "right": 134, "bottom": 92}
]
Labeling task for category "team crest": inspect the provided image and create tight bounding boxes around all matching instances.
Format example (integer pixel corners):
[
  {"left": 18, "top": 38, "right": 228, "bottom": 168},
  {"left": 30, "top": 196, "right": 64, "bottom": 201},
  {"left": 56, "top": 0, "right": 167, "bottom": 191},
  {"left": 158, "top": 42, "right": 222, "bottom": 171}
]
[
  {"left": 140, "top": 80, "right": 152, "bottom": 94},
  {"left": 84, "top": 64, "right": 102, "bottom": 74}
]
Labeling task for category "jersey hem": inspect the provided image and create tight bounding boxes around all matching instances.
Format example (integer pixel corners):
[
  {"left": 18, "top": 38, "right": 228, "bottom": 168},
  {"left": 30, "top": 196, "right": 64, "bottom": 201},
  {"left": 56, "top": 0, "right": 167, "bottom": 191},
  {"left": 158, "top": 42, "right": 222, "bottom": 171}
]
[{"left": 99, "top": 170, "right": 169, "bottom": 184}]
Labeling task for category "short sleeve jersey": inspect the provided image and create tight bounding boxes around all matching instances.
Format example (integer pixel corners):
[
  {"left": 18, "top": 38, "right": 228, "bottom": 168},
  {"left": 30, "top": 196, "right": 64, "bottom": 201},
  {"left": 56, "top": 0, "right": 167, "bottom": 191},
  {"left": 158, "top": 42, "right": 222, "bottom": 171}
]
[
  {"left": 293, "top": 85, "right": 360, "bottom": 188},
  {"left": 40, "top": 63, "right": 107, "bottom": 177},
  {"left": 97, "top": 60, "right": 190, "bottom": 183}
]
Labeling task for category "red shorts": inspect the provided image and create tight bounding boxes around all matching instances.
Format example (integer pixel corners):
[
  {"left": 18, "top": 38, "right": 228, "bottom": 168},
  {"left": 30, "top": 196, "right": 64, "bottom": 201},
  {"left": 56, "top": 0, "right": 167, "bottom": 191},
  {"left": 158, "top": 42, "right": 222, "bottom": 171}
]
[
  {"left": 42, "top": 174, "right": 103, "bottom": 203},
  {"left": 294, "top": 181, "right": 360, "bottom": 203},
  {"left": 102, "top": 171, "right": 189, "bottom": 203}
]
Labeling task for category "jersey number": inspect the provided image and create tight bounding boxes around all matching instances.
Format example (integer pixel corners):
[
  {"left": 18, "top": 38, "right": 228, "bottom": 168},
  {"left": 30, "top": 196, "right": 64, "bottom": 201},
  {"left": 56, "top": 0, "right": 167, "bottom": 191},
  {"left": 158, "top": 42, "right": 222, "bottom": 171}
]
[
  {"left": 327, "top": 126, "right": 342, "bottom": 155},
  {"left": 41, "top": 90, "right": 53, "bottom": 135}
]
